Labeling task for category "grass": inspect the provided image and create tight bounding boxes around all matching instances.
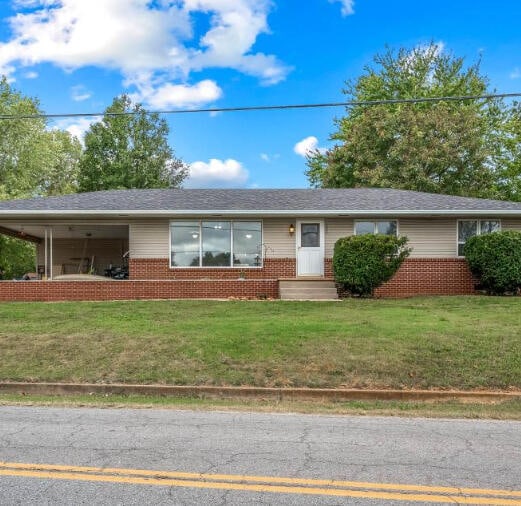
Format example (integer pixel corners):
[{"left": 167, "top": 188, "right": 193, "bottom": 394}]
[
  {"left": 0, "top": 297, "right": 520, "bottom": 390},
  {"left": 1, "top": 393, "right": 521, "bottom": 420}
]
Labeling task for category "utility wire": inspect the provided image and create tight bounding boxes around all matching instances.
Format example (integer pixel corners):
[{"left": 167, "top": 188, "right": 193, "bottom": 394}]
[{"left": 0, "top": 92, "right": 520, "bottom": 120}]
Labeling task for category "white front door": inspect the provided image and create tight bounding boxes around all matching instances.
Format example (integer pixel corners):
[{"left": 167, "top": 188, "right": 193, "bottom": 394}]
[{"left": 296, "top": 220, "right": 324, "bottom": 276}]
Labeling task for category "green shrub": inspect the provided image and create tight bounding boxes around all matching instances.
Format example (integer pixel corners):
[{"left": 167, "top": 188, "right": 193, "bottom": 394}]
[
  {"left": 333, "top": 234, "right": 410, "bottom": 297},
  {"left": 0, "top": 236, "right": 36, "bottom": 279},
  {"left": 464, "top": 231, "right": 521, "bottom": 295}
]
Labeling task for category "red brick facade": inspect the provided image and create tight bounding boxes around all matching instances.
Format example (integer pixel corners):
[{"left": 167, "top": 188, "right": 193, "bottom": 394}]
[
  {"left": 0, "top": 279, "right": 278, "bottom": 302},
  {"left": 129, "top": 257, "right": 296, "bottom": 279},
  {"left": 374, "top": 258, "right": 476, "bottom": 297},
  {"left": 0, "top": 257, "right": 476, "bottom": 302}
]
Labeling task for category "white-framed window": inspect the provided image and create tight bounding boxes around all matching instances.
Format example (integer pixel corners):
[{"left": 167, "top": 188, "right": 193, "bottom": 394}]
[
  {"left": 457, "top": 219, "right": 501, "bottom": 256},
  {"left": 170, "top": 220, "right": 263, "bottom": 268},
  {"left": 354, "top": 220, "right": 398, "bottom": 236}
]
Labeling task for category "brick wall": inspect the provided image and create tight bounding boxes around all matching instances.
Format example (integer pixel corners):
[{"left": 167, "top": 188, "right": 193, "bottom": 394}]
[
  {"left": 0, "top": 280, "right": 278, "bottom": 302},
  {"left": 0, "top": 257, "right": 476, "bottom": 302},
  {"left": 374, "top": 258, "right": 476, "bottom": 297},
  {"left": 329, "top": 257, "right": 475, "bottom": 297},
  {"left": 129, "top": 257, "right": 296, "bottom": 280},
  {"left": 324, "top": 258, "right": 333, "bottom": 278}
]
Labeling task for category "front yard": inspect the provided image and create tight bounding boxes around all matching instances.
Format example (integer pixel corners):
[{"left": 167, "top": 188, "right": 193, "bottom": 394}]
[{"left": 0, "top": 297, "right": 519, "bottom": 390}]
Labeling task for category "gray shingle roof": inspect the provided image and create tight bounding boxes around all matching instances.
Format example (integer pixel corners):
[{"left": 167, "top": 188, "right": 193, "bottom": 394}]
[{"left": 1, "top": 188, "right": 521, "bottom": 215}]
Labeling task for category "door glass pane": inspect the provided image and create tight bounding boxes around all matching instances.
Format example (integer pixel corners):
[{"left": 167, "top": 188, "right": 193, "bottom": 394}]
[
  {"left": 171, "top": 221, "right": 200, "bottom": 267},
  {"left": 355, "top": 221, "right": 375, "bottom": 235},
  {"left": 301, "top": 223, "right": 320, "bottom": 247},
  {"left": 376, "top": 221, "right": 397, "bottom": 235},
  {"left": 480, "top": 220, "right": 500, "bottom": 234},
  {"left": 202, "top": 221, "right": 231, "bottom": 266},
  {"left": 233, "top": 222, "right": 262, "bottom": 266}
]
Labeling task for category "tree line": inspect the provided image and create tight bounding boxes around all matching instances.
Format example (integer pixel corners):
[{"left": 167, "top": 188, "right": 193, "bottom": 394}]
[
  {"left": 306, "top": 43, "right": 521, "bottom": 201},
  {"left": 0, "top": 80, "right": 187, "bottom": 277}
]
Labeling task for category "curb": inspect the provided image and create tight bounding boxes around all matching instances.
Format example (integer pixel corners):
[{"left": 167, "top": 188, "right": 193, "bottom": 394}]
[{"left": 1, "top": 382, "right": 520, "bottom": 402}]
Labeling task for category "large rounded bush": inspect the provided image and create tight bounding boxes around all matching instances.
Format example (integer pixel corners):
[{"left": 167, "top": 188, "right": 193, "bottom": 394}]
[
  {"left": 333, "top": 234, "right": 410, "bottom": 297},
  {"left": 464, "top": 231, "right": 521, "bottom": 294}
]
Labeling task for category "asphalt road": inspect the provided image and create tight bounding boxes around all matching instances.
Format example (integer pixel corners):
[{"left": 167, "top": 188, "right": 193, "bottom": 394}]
[{"left": 0, "top": 406, "right": 520, "bottom": 505}]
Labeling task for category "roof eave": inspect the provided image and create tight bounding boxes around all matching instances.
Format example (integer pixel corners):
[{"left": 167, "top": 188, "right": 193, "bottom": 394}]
[{"left": 1, "top": 209, "right": 521, "bottom": 218}]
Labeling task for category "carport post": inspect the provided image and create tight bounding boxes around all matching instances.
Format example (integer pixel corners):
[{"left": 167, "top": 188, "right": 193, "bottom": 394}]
[
  {"left": 49, "top": 226, "right": 53, "bottom": 280},
  {"left": 44, "top": 227, "right": 48, "bottom": 280}
]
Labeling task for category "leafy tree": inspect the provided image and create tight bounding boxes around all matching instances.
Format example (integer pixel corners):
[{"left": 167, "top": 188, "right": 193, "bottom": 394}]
[
  {"left": 0, "top": 77, "right": 81, "bottom": 277},
  {"left": 0, "top": 78, "right": 81, "bottom": 199},
  {"left": 78, "top": 95, "right": 187, "bottom": 192},
  {"left": 0, "top": 236, "right": 36, "bottom": 279},
  {"left": 38, "top": 129, "right": 83, "bottom": 196},
  {"left": 495, "top": 102, "right": 521, "bottom": 201},
  {"left": 307, "top": 44, "right": 515, "bottom": 199}
]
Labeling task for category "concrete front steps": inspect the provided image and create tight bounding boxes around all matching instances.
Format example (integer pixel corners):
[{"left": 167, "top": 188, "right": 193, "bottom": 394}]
[{"left": 279, "top": 278, "right": 339, "bottom": 300}]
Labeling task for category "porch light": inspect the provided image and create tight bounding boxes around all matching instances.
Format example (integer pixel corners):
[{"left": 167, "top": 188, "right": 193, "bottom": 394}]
[{"left": 289, "top": 224, "right": 295, "bottom": 235}]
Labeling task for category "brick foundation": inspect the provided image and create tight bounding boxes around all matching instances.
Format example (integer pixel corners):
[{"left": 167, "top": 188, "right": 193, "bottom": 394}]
[
  {"left": 129, "top": 257, "right": 296, "bottom": 280},
  {"left": 0, "top": 280, "right": 278, "bottom": 302},
  {"left": 0, "top": 257, "right": 476, "bottom": 302},
  {"left": 374, "top": 258, "right": 476, "bottom": 297}
]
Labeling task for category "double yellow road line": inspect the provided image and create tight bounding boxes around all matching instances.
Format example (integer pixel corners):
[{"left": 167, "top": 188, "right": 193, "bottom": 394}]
[{"left": 1, "top": 461, "right": 520, "bottom": 504}]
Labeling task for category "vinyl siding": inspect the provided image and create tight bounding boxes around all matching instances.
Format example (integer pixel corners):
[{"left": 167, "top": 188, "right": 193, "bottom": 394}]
[
  {"left": 325, "top": 218, "right": 353, "bottom": 257},
  {"left": 128, "top": 217, "right": 521, "bottom": 261},
  {"left": 399, "top": 219, "right": 457, "bottom": 258},
  {"left": 501, "top": 219, "right": 521, "bottom": 231},
  {"left": 263, "top": 218, "right": 295, "bottom": 258},
  {"left": 130, "top": 219, "right": 297, "bottom": 260},
  {"left": 129, "top": 220, "right": 170, "bottom": 259}
]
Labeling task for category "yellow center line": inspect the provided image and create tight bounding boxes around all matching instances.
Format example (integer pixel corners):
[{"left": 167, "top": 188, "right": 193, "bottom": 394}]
[{"left": 0, "top": 462, "right": 520, "bottom": 505}]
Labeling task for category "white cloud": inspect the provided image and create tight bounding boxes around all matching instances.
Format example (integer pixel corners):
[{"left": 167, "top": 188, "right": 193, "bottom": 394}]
[
  {"left": 23, "top": 71, "right": 38, "bottom": 79},
  {"left": 294, "top": 136, "right": 325, "bottom": 157},
  {"left": 128, "top": 78, "right": 222, "bottom": 109},
  {"left": 71, "top": 85, "right": 92, "bottom": 102},
  {"left": 53, "top": 117, "right": 98, "bottom": 142},
  {"left": 329, "top": 0, "right": 355, "bottom": 16},
  {"left": 185, "top": 158, "right": 249, "bottom": 188},
  {"left": 510, "top": 68, "right": 521, "bottom": 79},
  {"left": 259, "top": 152, "right": 279, "bottom": 162},
  {"left": 0, "top": 0, "right": 290, "bottom": 102}
]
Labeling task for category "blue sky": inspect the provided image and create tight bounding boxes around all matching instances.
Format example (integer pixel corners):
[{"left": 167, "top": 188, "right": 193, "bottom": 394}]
[{"left": 0, "top": 0, "right": 520, "bottom": 189}]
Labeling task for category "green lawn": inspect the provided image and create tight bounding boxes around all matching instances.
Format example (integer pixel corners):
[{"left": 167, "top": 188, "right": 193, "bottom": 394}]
[{"left": 0, "top": 297, "right": 520, "bottom": 390}]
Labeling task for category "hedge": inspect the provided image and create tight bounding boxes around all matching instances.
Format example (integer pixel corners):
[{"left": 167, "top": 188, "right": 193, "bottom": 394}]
[
  {"left": 464, "top": 230, "right": 521, "bottom": 295},
  {"left": 333, "top": 234, "right": 410, "bottom": 297}
]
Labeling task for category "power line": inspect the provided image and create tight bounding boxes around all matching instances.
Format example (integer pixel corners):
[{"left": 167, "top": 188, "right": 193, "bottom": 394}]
[{"left": 0, "top": 92, "right": 520, "bottom": 120}]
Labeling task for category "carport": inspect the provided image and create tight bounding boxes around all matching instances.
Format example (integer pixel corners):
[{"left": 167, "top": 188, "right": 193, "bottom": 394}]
[{"left": 0, "top": 223, "right": 129, "bottom": 280}]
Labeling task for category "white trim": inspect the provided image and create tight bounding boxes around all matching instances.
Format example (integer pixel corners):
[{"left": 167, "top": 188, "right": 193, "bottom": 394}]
[{"left": 456, "top": 218, "right": 502, "bottom": 257}]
